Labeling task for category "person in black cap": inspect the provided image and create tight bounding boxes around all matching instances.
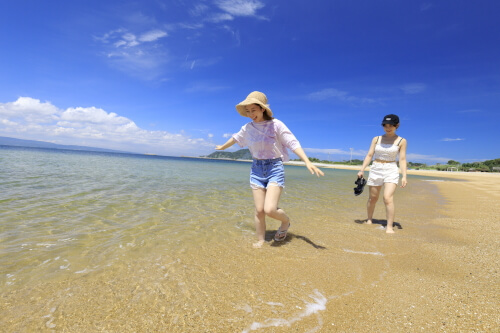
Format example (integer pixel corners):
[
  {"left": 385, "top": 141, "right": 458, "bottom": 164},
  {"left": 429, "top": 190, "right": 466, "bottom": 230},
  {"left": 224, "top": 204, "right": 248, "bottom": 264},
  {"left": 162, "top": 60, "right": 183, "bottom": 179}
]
[{"left": 357, "top": 114, "right": 407, "bottom": 233}]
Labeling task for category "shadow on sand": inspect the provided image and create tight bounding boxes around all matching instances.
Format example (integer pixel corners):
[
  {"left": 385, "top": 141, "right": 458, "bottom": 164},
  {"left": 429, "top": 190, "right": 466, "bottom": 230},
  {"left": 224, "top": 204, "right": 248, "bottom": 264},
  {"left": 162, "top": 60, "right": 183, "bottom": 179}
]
[
  {"left": 354, "top": 219, "right": 403, "bottom": 230},
  {"left": 264, "top": 230, "right": 327, "bottom": 249}
]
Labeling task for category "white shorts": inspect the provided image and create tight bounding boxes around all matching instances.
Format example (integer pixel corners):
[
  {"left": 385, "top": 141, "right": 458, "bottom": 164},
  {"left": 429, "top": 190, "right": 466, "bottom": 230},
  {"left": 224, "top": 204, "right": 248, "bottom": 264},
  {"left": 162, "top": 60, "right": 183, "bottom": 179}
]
[{"left": 367, "top": 162, "right": 399, "bottom": 186}]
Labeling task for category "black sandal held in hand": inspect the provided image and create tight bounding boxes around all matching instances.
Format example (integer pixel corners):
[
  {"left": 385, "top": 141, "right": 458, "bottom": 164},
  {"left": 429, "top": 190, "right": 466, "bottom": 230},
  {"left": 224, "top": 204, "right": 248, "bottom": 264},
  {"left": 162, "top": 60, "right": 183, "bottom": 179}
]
[{"left": 354, "top": 176, "right": 367, "bottom": 196}]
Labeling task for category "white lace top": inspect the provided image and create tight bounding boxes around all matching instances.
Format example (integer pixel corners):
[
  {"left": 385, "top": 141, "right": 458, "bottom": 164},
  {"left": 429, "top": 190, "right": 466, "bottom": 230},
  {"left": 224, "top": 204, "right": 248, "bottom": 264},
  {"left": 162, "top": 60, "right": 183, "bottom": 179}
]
[{"left": 373, "top": 136, "right": 403, "bottom": 162}]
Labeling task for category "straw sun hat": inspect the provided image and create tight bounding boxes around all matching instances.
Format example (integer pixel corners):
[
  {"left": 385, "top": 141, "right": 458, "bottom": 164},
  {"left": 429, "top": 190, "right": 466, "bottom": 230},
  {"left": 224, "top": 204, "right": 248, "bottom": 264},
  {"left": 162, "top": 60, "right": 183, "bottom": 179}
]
[{"left": 235, "top": 91, "right": 273, "bottom": 118}]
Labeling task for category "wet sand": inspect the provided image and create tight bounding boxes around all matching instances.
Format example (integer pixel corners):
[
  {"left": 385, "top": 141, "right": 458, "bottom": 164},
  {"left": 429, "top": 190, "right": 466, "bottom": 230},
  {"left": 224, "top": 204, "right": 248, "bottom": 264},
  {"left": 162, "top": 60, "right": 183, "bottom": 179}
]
[
  {"left": 311, "top": 169, "right": 500, "bottom": 332},
  {"left": 1, "top": 168, "right": 499, "bottom": 331},
  {"left": 263, "top": 166, "right": 500, "bottom": 332}
]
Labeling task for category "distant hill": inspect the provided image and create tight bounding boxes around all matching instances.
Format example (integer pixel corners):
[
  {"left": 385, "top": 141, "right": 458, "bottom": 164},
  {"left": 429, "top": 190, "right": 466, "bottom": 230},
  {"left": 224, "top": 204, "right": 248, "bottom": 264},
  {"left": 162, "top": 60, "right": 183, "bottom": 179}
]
[
  {"left": 205, "top": 149, "right": 252, "bottom": 160},
  {"left": 0, "top": 136, "right": 128, "bottom": 154}
]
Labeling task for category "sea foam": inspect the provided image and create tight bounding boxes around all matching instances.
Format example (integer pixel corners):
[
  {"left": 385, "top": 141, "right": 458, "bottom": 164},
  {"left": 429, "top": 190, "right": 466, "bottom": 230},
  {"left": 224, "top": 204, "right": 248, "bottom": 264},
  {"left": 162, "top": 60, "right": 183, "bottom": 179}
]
[{"left": 242, "top": 289, "right": 327, "bottom": 332}]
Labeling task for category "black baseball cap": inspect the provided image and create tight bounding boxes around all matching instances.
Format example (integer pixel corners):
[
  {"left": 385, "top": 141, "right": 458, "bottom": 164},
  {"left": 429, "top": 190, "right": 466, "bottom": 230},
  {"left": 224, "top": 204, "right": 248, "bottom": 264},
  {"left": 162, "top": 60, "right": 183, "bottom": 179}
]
[{"left": 381, "top": 114, "right": 399, "bottom": 126}]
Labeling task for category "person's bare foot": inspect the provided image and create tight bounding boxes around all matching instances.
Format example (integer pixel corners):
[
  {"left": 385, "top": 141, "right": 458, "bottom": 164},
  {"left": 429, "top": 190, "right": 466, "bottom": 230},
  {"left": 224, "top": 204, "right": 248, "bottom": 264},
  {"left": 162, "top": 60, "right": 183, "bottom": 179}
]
[
  {"left": 253, "top": 240, "right": 265, "bottom": 248},
  {"left": 366, "top": 219, "right": 373, "bottom": 224},
  {"left": 386, "top": 228, "right": 395, "bottom": 234}
]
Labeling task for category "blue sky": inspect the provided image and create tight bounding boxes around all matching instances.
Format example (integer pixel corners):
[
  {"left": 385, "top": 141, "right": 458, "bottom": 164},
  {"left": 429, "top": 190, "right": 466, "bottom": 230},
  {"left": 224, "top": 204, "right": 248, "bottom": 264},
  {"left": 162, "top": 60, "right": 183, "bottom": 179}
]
[{"left": 1, "top": 0, "right": 499, "bottom": 164}]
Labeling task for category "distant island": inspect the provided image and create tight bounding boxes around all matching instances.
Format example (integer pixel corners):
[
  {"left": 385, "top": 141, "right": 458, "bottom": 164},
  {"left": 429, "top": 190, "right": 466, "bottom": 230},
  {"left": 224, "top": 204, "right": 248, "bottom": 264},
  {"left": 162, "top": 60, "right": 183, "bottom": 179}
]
[
  {"left": 0, "top": 136, "right": 128, "bottom": 154},
  {"left": 203, "top": 149, "right": 252, "bottom": 160}
]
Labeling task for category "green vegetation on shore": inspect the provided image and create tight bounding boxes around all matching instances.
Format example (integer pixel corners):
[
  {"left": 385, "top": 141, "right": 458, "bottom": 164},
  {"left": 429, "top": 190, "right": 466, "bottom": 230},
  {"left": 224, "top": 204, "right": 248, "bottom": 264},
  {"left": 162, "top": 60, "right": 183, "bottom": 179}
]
[
  {"left": 204, "top": 149, "right": 500, "bottom": 173},
  {"left": 292, "top": 157, "right": 365, "bottom": 166},
  {"left": 289, "top": 156, "right": 500, "bottom": 173},
  {"left": 204, "top": 149, "right": 252, "bottom": 160}
]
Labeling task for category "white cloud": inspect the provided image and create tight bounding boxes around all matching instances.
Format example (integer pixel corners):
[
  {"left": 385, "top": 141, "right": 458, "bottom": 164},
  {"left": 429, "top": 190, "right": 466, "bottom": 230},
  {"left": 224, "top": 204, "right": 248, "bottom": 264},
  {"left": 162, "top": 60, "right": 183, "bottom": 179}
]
[
  {"left": 206, "top": 13, "right": 234, "bottom": 23},
  {"left": 215, "top": 0, "right": 265, "bottom": 17},
  {"left": 190, "top": 4, "right": 210, "bottom": 17},
  {"left": 307, "top": 88, "right": 377, "bottom": 104},
  {"left": 61, "top": 107, "right": 132, "bottom": 125},
  {"left": 406, "top": 153, "right": 451, "bottom": 163},
  {"left": 442, "top": 138, "right": 465, "bottom": 141},
  {"left": 96, "top": 28, "right": 169, "bottom": 80},
  {"left": 222, "top": 25, "right": 241, "bottom": 45},
  {"left": 0, "top": 97, "right": 59, "bottom": 123},
  {"left": 304, "top": 147, "right": 365, "bottom": 157},
  {"left": 94, "top": 3, "right": 266, "bottom": 80},
  {"left": 0, "top": 97, "right": 214, "bottom": 156},
  {"left": 139, "top": 30, "right": 168, "bottom": 42},
  {"left": 106, "top": 48, "right": 169, "bottom": 80},
  {"left": 105, "top": 29, "right": 168, "bottom": 49},
  {"left": 183, "top": 57, "right": 223, "bottom": 71},
  {"left": 223, "top": 133, "right": 232, "bottom": 138},
  {"left": 94, "top": 28, "right": 126, "bottom": 44},
  {"left": 400, "top": 83, "right": 426, "bottom": 94},
  {"left": 119, "top": 33, "right": 140, "bottom": 48},
  {"left": 308, "top": 88, "right": 348, "bottom": 101},
  {"left": 1, "top": 119, "right": 17, "bottom": 126}
]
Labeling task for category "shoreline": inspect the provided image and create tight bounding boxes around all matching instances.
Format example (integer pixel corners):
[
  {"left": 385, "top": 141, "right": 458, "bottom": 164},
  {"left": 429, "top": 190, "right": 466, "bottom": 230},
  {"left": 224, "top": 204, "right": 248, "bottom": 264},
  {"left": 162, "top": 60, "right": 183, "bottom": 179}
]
[
  {"left": 192, "top": 156, "right": 500, "bottom": 177},
  {"left": 1, "top": 154, "right": 498, "bottom": 331}
]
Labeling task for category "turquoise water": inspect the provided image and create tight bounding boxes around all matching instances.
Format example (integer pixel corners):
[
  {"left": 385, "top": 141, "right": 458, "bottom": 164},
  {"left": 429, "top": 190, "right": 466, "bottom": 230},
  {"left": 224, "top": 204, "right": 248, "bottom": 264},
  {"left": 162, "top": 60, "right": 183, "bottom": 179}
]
[
  {"left": 0, "top": 146, "right": 446, "bottom": 331},
  {"left": 0, "top": 147, "right": 356, "bottom": 280}
]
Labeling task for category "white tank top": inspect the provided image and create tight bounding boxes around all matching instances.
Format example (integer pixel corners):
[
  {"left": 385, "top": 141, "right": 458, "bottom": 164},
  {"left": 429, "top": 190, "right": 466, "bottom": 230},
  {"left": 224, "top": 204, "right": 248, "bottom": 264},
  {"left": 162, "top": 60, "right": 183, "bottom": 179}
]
[{"left": 373, "top": 136, "right": 403, "bottom": 161}]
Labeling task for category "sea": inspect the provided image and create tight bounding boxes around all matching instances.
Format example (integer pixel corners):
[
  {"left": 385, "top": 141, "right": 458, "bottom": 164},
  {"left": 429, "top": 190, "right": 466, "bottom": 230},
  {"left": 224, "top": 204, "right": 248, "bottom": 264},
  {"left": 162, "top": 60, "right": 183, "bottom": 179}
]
[{"left": 0, "top": 146, "right": 447, "bottom": 331}]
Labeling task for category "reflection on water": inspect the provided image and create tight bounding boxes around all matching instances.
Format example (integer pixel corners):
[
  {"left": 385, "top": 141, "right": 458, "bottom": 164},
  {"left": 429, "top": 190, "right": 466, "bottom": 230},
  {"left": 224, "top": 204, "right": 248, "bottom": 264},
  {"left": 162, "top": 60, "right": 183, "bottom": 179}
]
[{"left": 0, "top": 146, "right": 443, "bottom": 331}]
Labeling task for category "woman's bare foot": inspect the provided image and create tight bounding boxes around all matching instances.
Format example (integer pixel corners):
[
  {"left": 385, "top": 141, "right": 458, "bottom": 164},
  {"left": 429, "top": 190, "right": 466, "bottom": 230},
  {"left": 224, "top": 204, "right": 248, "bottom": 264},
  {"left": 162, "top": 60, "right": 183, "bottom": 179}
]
[
  {"left": 366, "top": 219, "right": 373, "bottom": 224},
  {"left": 386, "top": 228, "right": 395, "bottom": 234},
  {"left": 253, "top": 240, "right": 265, "bottom": 248}
]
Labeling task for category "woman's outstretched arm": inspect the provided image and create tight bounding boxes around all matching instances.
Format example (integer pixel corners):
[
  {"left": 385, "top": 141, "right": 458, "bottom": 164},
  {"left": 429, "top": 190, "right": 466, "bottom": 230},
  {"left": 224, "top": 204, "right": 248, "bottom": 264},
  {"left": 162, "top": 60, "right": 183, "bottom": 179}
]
[
  {"left": 293, "top": 147, "right": 325, "bottom": 177},
  {"left": 215, "top": 137, "right": 236, "bottom": 150}
]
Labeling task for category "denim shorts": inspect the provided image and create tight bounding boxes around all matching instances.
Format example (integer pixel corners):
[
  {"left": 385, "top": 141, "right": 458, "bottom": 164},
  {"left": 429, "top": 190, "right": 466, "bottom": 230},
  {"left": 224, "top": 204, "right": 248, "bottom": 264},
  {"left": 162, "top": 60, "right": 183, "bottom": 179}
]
[
  {"left": 250, "top": 158, "right": 285, "bottom": 189},
  {"left": 367, "top": 162, "right": 399, "bottom": 186}
]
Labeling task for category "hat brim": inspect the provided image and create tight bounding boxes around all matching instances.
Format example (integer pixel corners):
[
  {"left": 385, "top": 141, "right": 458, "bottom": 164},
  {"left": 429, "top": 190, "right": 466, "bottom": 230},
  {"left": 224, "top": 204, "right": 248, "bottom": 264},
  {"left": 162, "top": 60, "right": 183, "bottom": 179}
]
[{"left": 235, "top": 98, "right": 273, "bottom": 118}]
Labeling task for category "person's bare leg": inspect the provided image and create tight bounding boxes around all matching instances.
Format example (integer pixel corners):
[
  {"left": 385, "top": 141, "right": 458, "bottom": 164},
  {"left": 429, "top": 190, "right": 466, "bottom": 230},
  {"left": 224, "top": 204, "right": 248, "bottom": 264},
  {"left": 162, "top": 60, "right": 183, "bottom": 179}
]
[
  {"left": 264, "top": 185, "right": 290, "bottom": 238},
  {"left": 252, "top": 188, "right": 267, "bottom": 247},
  {"left": 383, "top": 183, "right": 398, "bottom": 233},
  {"left": 366, "top": 186, "right": 381, "bottom": 224}
]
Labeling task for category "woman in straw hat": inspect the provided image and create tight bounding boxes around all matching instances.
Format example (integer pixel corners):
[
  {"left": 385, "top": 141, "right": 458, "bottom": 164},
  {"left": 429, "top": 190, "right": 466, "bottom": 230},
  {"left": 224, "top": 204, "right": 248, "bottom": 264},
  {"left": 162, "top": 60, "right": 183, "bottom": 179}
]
[
  {"left": 216, "top": 91, "right": 324, "bottom": 248},
  {"left": 357, "top": 114, "right": 408, "bottom": 233}
]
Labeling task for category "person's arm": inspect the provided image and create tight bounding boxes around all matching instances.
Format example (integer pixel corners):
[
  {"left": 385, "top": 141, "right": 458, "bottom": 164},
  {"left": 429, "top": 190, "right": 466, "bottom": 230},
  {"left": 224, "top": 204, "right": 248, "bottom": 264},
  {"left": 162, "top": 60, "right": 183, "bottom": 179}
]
[
  {"left": 357, "top": 137, "right": 378, "bottom": 178},
  {"left": 215, "top": 137, "right": 237, "bottom": 150},
  {"left": 273, "top": 120, "right": 323, "bottom": 177},
  {"left": 398, "top": 139, "right": 408, "bottom": 188},
  {"left": 293, "top": 147, "right": 325, "bottom": 177}
]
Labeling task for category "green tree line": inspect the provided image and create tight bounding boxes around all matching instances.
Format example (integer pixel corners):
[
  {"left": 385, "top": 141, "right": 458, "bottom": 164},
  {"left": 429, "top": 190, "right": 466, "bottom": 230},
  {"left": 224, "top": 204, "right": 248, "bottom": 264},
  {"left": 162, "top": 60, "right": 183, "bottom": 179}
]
[
  {"left": 205, "top": 150, "right": 500, "bottom": 172},
  {"left": 301, "top": 158, "right": 500, "bottom": 172}
]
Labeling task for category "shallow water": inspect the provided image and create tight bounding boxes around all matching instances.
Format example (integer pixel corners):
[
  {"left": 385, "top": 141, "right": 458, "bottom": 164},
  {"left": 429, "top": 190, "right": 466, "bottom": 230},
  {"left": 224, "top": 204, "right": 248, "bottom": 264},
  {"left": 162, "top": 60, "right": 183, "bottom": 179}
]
[{"left": 0, "top": 146, "right": 446, "bottom": 331}]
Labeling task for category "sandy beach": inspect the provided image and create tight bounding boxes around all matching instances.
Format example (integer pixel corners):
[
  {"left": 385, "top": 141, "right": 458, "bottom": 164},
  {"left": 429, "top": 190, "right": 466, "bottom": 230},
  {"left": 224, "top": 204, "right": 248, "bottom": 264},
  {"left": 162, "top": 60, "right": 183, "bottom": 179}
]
[
  {"left": 247, "top": 163, "right": 499, "bottom": 332},
  {"left": 255, "top": 162, "right": 499, "bottom": 331},
  {"left": 1, "top": 157, "right": 499, "bottom": 332},
  {"left": 306, "top": 167, "right": 500, "bottom": 332}
]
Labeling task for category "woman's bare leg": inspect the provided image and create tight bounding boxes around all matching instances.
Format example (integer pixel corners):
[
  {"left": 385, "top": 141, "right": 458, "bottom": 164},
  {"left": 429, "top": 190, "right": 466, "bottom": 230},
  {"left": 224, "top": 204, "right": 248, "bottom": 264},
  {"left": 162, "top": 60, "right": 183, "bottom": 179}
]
[
  {"left": 251, "top": 188, "right": 267, "bottom": 247},
  {"left": 383, "top": 183, "right": 398, "bottom": 233},
  {"left": 367, "top": 185, "right": 381, "bottom": 224},
  {"left": 264, "top": 185, "right": 290, "bottom": 230}
]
